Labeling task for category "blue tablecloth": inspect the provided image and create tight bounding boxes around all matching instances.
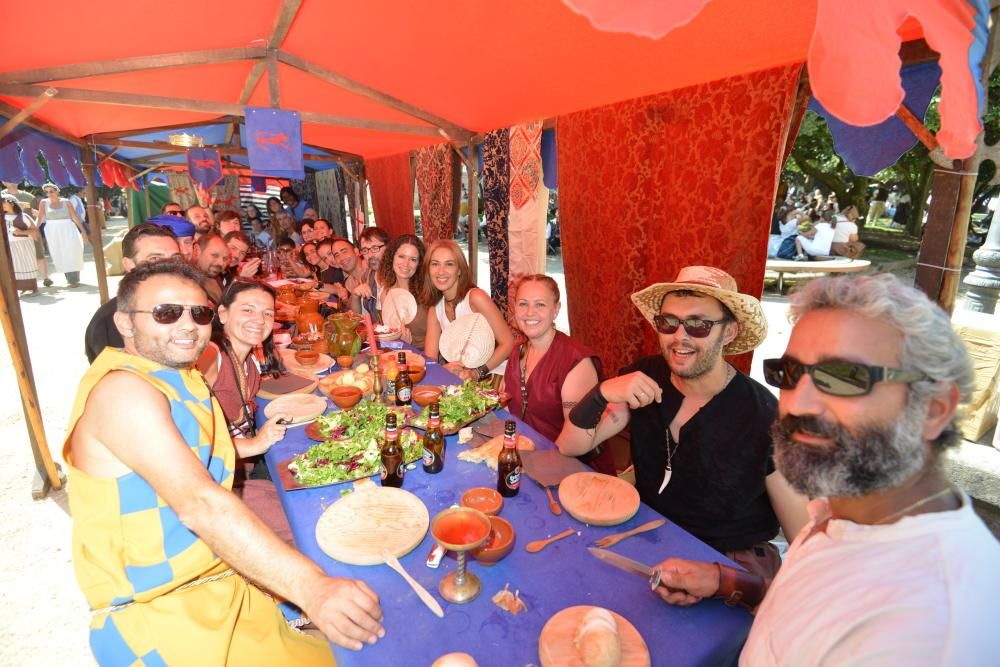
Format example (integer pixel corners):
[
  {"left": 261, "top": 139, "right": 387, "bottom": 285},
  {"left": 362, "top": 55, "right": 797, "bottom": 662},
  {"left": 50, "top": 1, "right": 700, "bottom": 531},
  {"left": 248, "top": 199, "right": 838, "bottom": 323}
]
[{"left": 262, "top": 351, "right": 752, "bottom": 666}]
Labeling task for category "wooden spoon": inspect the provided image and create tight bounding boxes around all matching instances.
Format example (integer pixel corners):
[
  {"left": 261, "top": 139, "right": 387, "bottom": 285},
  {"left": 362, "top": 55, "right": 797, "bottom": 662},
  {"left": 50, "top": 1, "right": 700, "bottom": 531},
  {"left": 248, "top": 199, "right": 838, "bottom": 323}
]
[
  {"left": 382, "top": 551, "right": 444, "bottom": 618},
  {"left": 525, "top": 528, "right": 575, "bottom": 553}
]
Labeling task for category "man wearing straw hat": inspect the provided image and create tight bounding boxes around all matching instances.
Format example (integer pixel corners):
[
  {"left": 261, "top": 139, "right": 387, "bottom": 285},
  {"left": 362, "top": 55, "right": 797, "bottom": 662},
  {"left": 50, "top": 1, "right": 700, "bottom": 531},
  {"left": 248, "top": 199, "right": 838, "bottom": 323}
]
[{"left": 565, "top": 266, "right": 807, "bottom": 578}]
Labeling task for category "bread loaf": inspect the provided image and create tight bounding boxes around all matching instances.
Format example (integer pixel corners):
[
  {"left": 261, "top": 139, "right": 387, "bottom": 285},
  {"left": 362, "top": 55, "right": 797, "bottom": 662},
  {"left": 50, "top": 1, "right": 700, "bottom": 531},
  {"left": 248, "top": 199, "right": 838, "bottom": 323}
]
[{"left": 574, "top": 608, "right": 621, "bottom": 667}]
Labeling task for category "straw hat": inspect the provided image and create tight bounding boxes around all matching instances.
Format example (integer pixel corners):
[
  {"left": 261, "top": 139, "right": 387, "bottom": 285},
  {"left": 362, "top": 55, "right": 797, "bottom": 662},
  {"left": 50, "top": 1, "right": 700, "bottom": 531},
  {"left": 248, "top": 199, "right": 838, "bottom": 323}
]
[
  {"left": 630, "top": 266, "right": 767, "bottom": 355},
  {"left": 381, "top": 288, "right": 418, "bottom": 329},
  {"left": 440, "top": 313, "right": 495, "bottom": 368}
]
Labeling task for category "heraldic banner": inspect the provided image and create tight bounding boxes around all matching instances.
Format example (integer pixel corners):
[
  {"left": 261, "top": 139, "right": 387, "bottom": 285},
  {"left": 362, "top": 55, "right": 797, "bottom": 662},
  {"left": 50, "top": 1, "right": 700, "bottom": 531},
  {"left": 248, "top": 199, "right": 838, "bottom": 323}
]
[
  {"left": 245, "top": 107, "right": 304, "bottom": 180},
  {"left": 187, "top": 148, "right": 223, "bottom": 189}
]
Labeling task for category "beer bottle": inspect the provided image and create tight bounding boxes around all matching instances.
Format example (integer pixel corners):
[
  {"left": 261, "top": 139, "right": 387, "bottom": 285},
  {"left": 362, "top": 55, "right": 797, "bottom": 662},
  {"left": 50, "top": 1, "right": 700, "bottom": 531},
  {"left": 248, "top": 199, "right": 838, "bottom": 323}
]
[
  {"left": 380, "top": 413, "right": 404, "bottom": 487},
  {"left": 422, "top": 402, "right": 445, "bottom": 474},
  {"left": 395, "top": 351, "right": 413, "bottom": 406},
  {"left": 497, "top": 419, "right": 522, "bottom": 497}
]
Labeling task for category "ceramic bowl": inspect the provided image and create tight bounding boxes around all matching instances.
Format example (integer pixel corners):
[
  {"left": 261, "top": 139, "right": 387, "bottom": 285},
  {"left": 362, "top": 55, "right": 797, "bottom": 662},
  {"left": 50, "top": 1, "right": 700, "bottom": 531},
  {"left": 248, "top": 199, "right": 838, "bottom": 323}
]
[
  {"left": 336, "top": 355, "right": 354, "bottom": 369},
  {"left": 294, "top": 349, "right": 320, "bottom": 366},
  {"left": 412, "top": 385, "right": 443, "bottom": 408},
  {"left": 329, "top": 385, "right": 363, "bottom": 410},
  {"left": 461, "top": 487, "right": 503, "bottom": 516},
  {"left": 471, "top": 516, "right": 515, "bottom": 566}
]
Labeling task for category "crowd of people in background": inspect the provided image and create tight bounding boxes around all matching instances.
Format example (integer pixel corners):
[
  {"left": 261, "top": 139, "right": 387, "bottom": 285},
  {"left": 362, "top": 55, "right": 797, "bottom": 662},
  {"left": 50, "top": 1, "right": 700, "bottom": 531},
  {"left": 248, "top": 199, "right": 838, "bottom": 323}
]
[{"left": 769, "top": 187, "right": 866, "bottom": 262}]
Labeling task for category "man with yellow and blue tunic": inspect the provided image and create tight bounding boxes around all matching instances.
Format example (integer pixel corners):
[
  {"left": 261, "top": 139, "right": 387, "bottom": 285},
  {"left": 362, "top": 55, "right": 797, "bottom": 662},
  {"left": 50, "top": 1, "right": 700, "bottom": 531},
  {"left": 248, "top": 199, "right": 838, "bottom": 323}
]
[{"left": 64, "top": 260, "right": 384, "bottom": 665}]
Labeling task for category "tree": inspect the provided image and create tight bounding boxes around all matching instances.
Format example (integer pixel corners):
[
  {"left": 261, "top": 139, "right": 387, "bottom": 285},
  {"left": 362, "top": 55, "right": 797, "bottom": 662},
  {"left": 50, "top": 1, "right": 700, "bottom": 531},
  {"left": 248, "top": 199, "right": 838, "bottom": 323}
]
[{"left": 785, "top": 113, "right": 870, "bottom": 217}]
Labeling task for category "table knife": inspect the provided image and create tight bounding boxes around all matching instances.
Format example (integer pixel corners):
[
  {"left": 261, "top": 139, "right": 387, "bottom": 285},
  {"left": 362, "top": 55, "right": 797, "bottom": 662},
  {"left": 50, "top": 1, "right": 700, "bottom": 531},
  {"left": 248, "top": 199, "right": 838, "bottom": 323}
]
[{"left": 587, "top": 547, "right": 682, "bottom": 593}]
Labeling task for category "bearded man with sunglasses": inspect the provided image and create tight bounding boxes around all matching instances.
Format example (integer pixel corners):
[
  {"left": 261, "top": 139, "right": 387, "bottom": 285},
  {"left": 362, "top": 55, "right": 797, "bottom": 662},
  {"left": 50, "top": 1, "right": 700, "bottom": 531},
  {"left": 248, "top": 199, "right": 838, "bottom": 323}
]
[
  {"left": 564, "top": 266, "right": 807, "bottom": 579},
  {"left": 653, "top": 273, "right": 1000, "bottom": 664},
  {"left": 64, "top": 261, "right": 384, "bottom": 665}
]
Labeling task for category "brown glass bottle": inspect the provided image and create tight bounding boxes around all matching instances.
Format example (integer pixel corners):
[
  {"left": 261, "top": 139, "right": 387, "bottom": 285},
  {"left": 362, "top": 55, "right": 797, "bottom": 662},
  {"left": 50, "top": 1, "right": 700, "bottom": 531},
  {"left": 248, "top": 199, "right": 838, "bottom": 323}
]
[
  {"left": 380, "top": 413, "right": 404, "bottom": 487},
  {"left": 421, "top": 402, "right": 445, "bottom": 474},
  {"left": 497, "top": 419, "right": 522, "bottom": 497},
  {"left": 395, "top": 351, "right": 412, "bottom": 406}
]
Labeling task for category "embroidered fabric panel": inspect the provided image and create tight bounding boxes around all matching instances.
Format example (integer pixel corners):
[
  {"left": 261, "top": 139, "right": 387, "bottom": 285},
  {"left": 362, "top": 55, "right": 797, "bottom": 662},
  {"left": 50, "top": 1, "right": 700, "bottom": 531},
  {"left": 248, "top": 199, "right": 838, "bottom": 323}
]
[
  {"left": 415, "top": 144, "right": 458, "bottom": 244},
  {"left": 557, "top": 64, "right": 801, "bottom": 375},
  {"left": 482, "top": 129, "right": 511, "bottom": 317}
]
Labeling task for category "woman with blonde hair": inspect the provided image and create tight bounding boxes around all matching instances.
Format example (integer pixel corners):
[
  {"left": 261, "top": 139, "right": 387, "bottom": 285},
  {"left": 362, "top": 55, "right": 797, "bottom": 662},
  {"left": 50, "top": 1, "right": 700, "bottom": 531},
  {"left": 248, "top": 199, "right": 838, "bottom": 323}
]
[
  {"left": 37, "top": 182, "right": 88, "bottom": 287},
  {"left": 422, "top": 239, "right": 513, "bottom": 381},
  {"left": 503, "top": 274, "right": 615, "bottom": 474}
]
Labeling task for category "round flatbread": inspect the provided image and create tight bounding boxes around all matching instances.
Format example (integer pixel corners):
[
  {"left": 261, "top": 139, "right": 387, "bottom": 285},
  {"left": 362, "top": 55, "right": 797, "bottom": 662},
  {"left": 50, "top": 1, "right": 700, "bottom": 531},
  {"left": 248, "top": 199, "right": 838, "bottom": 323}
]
[
  {"left": 381, "top": 288, "right": 418, "bottom": 329},
  {"left": 440, "top": 313, "right": 495, "bottom": 368},
  {"left": 262, "top": 393, "right": 328, "bottom": 424}
]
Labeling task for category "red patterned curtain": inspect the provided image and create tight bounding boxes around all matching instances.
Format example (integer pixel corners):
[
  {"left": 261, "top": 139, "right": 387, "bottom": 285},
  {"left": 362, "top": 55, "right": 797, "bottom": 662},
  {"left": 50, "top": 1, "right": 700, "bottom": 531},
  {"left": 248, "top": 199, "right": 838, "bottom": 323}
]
[
  {"left": 414, "top": 144, "right": 458, "bottom": 243},
  {"left": 365, "top": 152, "right": 416, "bottom": 239},
  {"left": 558, "top": 64, "right": 802, "bottom": 376}
]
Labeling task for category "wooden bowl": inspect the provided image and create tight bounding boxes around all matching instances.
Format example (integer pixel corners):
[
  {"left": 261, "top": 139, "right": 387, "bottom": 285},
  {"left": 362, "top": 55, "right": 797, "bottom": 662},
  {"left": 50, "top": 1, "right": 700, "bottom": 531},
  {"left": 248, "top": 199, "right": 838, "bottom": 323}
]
[
  {"left": 412, "top": 385, "right": 443, "bottom": 408},
  {"left": 336, "top": 355, "right": 354, "bottom": 369},
  {"left": 329, "top": 385, "right": 363, "bottom": 409},
  {"left": 294, "top": 349, "right": 320, "bottom": 366},
  {"left": 472, "top": 516, "right": 515, "bottom": 566},
  {"left": 461, "top": 487, "right": 503, "bottom": 516}
]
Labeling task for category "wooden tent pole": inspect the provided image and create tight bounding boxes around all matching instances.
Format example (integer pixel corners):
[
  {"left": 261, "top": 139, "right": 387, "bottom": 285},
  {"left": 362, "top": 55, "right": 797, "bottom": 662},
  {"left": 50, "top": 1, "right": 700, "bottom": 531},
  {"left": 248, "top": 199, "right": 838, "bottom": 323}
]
[
  {"left": 82, "top": 153, "right": 110, "bottom": 303},
  {"left": 466, "top": 143, "right": 479, "bottom": 284},
  {"left": 0, "top": 87, "right": 56, "bottom": 140},
  {"left": 0, "top": 212, "right": 63, "bottom": 497}
]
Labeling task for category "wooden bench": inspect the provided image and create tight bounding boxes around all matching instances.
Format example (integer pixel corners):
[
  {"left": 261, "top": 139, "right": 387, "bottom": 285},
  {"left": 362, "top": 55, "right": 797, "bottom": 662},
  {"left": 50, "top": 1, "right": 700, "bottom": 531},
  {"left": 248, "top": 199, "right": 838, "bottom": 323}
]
[{"left": 765, "top": 257, "right": 871, "bottom": 293}]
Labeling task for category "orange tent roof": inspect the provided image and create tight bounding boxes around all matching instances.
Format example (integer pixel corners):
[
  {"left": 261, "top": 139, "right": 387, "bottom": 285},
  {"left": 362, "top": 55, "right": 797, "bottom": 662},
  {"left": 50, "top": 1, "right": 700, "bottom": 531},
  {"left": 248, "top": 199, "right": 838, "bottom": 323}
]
[{"left": 0, "top": 0, "right": 827, "bottom": 158}]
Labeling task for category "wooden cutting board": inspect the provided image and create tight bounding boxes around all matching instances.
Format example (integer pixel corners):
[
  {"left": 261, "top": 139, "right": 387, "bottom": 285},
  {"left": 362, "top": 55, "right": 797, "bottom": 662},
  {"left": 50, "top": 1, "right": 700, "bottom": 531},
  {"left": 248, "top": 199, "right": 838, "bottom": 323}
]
[
  {"left": 559, "top": 472, "right": 640, "bottom": 526},
  {"left": 539, "top": 606, "right": 650, "bottom": 667},
  {"left": 262, "top": 394, "right": 328, "bottom": 424},
  {"left": 316, "top": 486, "right": 429, "bottom": 565}
]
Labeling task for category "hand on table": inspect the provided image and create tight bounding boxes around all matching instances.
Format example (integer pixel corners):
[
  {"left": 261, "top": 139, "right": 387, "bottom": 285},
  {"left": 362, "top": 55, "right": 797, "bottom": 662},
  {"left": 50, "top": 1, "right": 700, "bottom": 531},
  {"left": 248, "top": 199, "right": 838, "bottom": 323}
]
[
  {"left": 653, "top": 558, "right": 719, "bottom": 607},
  {"left": 445, "top": 362, "right": 477, "bottom": 382},
  {"left": 303, "top": 575, "right": 384, "bottom": 651},
  {"left": 599, "top": 371, "right": 662, "bottom": 409},
  {"left": 351, "top": 283, "right": 373, "bottom": 300},
  {"left": 328, "top": 283, "right": 349, "bottom": 301}
]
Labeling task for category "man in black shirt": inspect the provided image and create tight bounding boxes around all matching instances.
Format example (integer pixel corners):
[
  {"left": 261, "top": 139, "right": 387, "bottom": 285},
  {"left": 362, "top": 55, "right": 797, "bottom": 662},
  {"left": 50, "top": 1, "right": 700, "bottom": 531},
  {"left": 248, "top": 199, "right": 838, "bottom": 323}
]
[
  {"left": 84, "top": 223, "right": 181, "bottom": 362},
  {"left": 564, "top": 266, "right": 807, "bottom": 578}
]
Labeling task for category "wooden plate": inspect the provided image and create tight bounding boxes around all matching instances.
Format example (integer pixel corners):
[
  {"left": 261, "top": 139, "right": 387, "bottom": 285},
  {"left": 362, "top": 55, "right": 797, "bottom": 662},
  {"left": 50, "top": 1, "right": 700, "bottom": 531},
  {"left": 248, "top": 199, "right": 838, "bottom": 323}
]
[
  {"left": 257, "top": 372, "right": 318, "bottom": 400},
  {"left": 316, "top": 486, "right": 429, "bottom": 565},
  {"left": 263, "top": 394, "right": 328, "bottom": 425},
  {"left": 538, "top": 606, "right": 650, "bottom": 667},
  {"left": 559, "top": 472, "right": 640, "bottom": 526}
]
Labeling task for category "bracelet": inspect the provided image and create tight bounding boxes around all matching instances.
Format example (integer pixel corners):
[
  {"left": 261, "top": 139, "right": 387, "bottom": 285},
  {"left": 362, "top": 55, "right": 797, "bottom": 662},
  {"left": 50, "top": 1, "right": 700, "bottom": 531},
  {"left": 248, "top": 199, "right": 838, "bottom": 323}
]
[
  {"left": 477, "top": 364, "right": 490, "bottom": 380},
  {"left": 712, "top": 563, "right": 767, "bottom": 610},
  {"left": 568, "top": 384, "right": 608, "bottom": 429}
]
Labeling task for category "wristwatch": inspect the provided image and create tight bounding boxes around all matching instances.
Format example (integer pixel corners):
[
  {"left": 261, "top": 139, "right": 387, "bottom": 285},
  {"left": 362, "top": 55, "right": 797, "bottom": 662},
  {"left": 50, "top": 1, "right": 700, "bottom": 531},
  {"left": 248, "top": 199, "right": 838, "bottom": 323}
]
[{"left": 477, "top": 365, "right": 490, "bottom": 380}]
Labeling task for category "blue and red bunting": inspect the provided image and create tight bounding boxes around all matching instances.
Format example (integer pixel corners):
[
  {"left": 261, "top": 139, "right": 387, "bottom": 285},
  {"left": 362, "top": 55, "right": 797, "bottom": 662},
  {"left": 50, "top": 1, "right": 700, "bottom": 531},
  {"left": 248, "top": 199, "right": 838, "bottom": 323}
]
[
  {"left": 809, "top": 62, "right": 942, "bottom": 177},
  {"left": 244, "top": 107, "right": 304, "bottom": 180},
  {"left": 250, "top": 175, "right": 268, "bottom": 193},
  {"left": 187, "top": 147, "right": 224, "bottom": 189}
]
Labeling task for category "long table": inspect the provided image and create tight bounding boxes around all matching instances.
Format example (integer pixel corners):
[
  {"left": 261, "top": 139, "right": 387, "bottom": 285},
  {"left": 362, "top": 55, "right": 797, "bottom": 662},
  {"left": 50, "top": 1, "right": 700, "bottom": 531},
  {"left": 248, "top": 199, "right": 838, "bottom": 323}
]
[{"left": 262, "top": 353, "right": 752, "bottom": 666}]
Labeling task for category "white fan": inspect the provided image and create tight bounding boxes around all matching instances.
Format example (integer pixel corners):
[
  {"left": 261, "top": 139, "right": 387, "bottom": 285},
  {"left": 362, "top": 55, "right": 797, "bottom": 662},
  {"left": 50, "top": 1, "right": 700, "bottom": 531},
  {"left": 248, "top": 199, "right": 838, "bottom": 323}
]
[
  {"left": 381, "top": 288, "right": 418, "bottom": 330},
  {"left": 440, "top": 313, "right": 495, "bottom": 368}
]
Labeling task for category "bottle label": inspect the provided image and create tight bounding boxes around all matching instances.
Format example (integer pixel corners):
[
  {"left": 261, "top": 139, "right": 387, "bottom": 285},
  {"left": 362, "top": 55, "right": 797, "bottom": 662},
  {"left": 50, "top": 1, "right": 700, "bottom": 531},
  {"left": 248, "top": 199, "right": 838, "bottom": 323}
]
[
  {"left": 386, "top": 379, "right": 396, "bottom": 396},
  {"left": 503, "top": 434, "right": 516, "bottom": 448},
  {"left": 397, "top": 386, "right": 411, "bottom": 402},
  {"left": 397, "top": 463, "right": 406, "bottom": 478},
  {"left": 422, "top": 448, "right": 435, "bottom": 466},
  {"left": 379, "top": 464, "right": 387, "bottom": 480},
  {"left": 428, "top": 415, "right": 440, "bottom": 429},
  {"left": 505, "top": 468, "right": 521, "bottom": 489}
]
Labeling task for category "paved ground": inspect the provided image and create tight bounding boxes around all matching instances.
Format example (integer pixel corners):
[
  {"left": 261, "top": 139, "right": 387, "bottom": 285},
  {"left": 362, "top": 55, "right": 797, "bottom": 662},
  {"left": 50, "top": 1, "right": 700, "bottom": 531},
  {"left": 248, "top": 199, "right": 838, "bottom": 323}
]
[{"left": 0, "top": 218, "right": 978, "bottom": 665}]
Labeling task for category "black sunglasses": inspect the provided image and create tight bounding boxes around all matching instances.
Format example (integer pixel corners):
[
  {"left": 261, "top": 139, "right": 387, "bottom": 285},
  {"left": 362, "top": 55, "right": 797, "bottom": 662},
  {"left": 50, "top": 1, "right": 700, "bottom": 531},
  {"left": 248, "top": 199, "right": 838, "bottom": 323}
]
[
  {"left": 128, "top": 304, "right": 215, "bottom": 325},
  {"left": 762, "top": 356, "right": 931, "bottom": 397},
  {"left": 653, "top": 315, "right": 727, "bottom": 338},
  {"left": 165, "top": 210, "right": 184, "bottom": 216}
]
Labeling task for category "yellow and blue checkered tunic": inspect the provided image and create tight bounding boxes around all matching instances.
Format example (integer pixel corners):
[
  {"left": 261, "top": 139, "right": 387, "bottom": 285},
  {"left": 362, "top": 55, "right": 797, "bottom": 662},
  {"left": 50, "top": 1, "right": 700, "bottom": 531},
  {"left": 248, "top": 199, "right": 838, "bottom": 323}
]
[{"left": 64, "top": 348, "right": 333, "bottom": 666}]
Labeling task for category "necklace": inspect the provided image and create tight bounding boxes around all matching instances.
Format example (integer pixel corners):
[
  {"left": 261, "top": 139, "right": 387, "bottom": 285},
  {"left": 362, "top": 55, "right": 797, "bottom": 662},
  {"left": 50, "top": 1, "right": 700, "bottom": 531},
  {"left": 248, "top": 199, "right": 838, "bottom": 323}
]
[
  {"left": 658, "top": 427, "right": 681, "bottom": 494},
  {"left": 873, "top": 487, "right": 955, "bottom": 525}
]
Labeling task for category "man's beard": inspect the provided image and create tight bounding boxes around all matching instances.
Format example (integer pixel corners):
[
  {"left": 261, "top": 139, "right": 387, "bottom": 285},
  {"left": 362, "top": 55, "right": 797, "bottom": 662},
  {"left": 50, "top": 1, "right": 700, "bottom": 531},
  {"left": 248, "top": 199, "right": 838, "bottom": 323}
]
[
  {"left": 661, "top": 331, "right": 725, "bottom": 380},
  {"left": 772, "top": 398, "right": 928, "bottom": 498}
]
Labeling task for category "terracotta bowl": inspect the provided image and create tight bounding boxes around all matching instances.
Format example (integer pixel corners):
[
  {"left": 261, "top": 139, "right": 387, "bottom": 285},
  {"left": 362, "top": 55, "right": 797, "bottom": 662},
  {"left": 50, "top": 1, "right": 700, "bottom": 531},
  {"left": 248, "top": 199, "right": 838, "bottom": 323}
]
[
  {"left": 472, "top": 516, "right": 515, "bottom": 566},
  {"left": 329, "top": 385, "right": 363, "bottom": 410},
  {"left": 461, "top": 487, "right": 503, "bottom": 516},
  {"left": 336, "top": 355, "right": 354, "bottom": 369},
  {"left": 294, "top": 349, "right": 320, "bottom": 366},
  {"left": 412, "top": 385, "right": 443, "bottom": 408},
  {"left": 408, "top": 364, "right": 427, "bottom": 384}
]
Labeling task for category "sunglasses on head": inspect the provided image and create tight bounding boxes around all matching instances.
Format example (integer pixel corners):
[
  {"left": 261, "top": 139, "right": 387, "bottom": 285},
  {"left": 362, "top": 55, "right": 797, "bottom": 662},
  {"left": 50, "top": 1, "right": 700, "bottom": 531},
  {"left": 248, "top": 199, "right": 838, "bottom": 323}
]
[
  {"left": 128, "top": 304, "right": 215, "bottom": 325},
  {"left": 653, "top": 315, "right": 727, "bottom": 338},
  {"left": 762, "top": 356, "right": 931, "bottom": 397}
]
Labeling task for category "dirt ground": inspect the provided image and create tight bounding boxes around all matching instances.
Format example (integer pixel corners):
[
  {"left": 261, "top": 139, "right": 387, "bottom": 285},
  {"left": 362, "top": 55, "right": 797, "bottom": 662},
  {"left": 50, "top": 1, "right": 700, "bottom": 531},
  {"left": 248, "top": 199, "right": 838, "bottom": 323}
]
[{"left": 0, "top": 218, "right": 974, "bottom": 665}]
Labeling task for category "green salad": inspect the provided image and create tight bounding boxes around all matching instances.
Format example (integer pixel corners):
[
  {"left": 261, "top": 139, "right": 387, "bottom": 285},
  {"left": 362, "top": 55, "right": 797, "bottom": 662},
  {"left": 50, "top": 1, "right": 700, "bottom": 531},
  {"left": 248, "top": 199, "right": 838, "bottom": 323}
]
[
  {"left": 289, "top": 428, "right": 421, "bottom": 487},
  {"left": 313, "top": 401, "right": 408, "bottom": 441},
  {"left": 409, "top": 381, "right": 501, "bottom": 431}
]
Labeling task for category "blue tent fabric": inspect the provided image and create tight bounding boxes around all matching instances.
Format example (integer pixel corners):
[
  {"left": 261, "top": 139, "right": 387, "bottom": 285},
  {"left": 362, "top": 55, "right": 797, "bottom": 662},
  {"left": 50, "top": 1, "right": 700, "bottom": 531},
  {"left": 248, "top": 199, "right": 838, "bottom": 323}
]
[
  {"left": 541, "top": 128, "right": 557, "bottom": 190},
  {"left": 808, "top": 62, "right": 942, "bottom": 177},
  {"left": 0, "top": 122, "right": 85, "bottom": 186}
]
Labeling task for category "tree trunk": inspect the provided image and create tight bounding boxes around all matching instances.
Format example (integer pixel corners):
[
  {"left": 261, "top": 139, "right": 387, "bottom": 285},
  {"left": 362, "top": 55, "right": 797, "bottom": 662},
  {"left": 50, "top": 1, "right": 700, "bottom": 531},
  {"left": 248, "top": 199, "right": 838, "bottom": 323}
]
[{"left": 908, "top": 164, "right": 934, "bottom": 237}]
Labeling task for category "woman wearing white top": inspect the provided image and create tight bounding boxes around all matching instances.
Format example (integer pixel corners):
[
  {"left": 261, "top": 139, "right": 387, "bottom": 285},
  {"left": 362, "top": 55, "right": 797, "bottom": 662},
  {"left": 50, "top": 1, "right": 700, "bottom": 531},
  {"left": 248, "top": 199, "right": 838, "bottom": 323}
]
[
  {"left": 422, "top": 239, "right": 514, "bottom": 382},
  {"left": 830, "top": 205, "right": 866, "bottom": 259},
  {"left": 37, "top": 183, "right": 87, "bottom": 287}
]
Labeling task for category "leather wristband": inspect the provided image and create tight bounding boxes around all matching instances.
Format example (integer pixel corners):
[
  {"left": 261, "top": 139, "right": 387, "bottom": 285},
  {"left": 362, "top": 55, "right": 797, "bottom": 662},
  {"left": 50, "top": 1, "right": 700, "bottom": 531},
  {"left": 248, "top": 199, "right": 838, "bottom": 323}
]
[
  {"left": 477, "top": 364, "right": 490, "bottom": 380},
  {"left": 568, "top": 384, "right": 609, "bottom": 429},
  {"left": 713, "top": 563, "right": 766, "bottom": 610}
]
